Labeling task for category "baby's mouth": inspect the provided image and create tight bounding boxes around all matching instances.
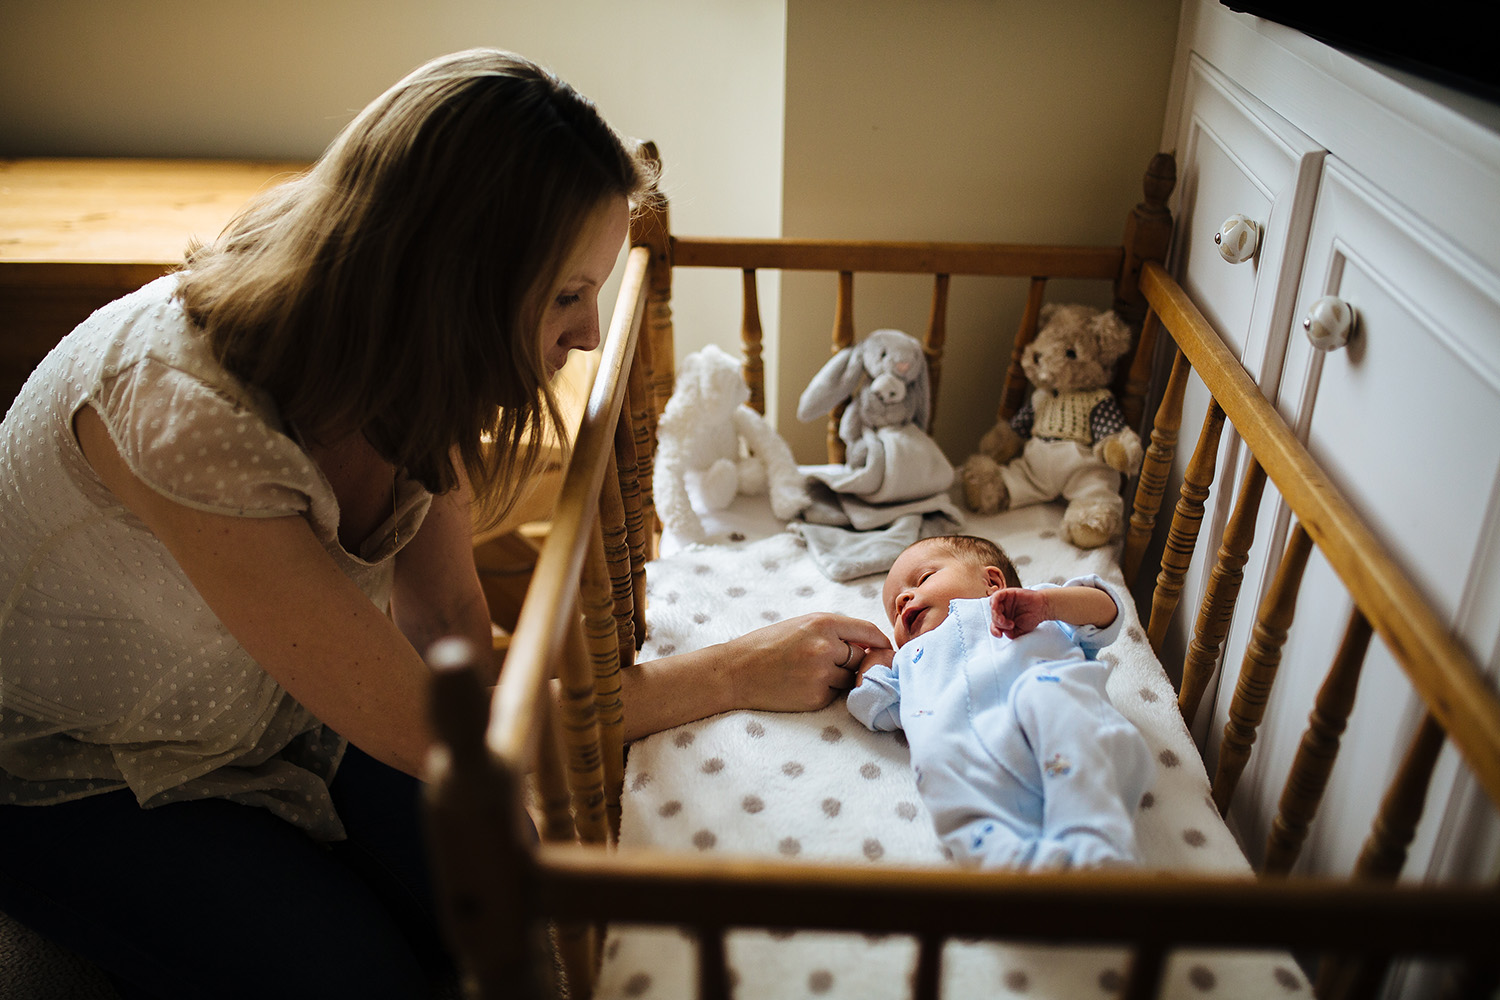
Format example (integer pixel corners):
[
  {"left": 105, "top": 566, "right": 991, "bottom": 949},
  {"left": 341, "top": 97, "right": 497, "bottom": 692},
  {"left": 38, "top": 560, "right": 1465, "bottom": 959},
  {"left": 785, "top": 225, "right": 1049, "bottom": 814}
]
[{"left": 903, "top": 605, "right": 926, "bottom": 636}]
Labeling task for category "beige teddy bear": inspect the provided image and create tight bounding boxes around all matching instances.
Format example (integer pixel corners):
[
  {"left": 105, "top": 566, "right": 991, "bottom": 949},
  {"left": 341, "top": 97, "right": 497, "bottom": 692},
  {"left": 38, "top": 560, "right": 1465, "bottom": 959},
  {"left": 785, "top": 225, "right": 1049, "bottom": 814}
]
[{"left": 959, "top": 303, "right": 1143, "bottom": 549}]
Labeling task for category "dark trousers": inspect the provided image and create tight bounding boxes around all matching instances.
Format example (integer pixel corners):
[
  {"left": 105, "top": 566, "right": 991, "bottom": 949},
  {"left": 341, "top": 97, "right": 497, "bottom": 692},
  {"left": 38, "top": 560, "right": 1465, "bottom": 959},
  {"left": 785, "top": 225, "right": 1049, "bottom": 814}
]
[{"left": 0, "top": 746, "right": 454, "bottom": 999}]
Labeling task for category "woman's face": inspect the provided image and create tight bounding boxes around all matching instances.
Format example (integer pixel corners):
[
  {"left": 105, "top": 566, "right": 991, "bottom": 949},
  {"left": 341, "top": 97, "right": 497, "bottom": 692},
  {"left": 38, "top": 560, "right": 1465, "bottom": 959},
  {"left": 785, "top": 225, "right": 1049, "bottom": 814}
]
[{"left": 538, "top": 195, "right": 630, "bottom": 376}]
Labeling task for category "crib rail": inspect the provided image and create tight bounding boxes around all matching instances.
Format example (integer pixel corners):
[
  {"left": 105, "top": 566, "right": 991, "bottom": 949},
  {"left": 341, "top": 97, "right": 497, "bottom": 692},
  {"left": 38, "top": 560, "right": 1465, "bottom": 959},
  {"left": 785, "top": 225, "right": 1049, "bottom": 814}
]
[{"left": 1126, "top": 259, "right": 1500, "bottom": 997}]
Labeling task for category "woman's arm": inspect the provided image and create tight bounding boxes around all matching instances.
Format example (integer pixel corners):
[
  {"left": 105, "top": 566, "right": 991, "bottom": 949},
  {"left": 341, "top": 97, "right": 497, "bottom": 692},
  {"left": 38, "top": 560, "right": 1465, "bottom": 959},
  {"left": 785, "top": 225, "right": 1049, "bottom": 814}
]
[
  {"left": 75, "top": 405, "right": 436, "bottom": 777},
  {"left": 619, "top": 613, "right": 892, "bottom": 741},
  {"left": 391, "top": 463, "right": 496, "bottom": 686}
]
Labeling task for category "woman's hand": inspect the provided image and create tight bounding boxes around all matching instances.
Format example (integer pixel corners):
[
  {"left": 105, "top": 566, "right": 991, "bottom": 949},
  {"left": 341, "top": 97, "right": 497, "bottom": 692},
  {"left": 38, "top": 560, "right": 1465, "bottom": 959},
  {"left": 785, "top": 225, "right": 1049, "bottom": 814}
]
[
  {"left": 723, "top": 613, "right": 893, "bottom": 712},
  {"left": 619, "top": 612, "right": 891, "bottom": 741}
]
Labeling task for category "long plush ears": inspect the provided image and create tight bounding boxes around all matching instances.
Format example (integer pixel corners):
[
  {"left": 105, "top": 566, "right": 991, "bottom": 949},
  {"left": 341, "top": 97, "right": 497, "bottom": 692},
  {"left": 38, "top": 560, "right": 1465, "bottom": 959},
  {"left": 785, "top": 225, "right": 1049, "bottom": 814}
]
[{"left": 797, "top": 346, "right": 865, "bottom": 421}]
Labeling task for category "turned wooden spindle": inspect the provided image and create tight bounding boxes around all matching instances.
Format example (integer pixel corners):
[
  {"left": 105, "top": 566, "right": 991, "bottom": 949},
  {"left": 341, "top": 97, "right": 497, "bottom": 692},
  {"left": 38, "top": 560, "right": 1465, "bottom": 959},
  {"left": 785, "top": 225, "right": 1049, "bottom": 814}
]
[
  {"left": 1146, "top": 398, "right": 1226, "bottom": 651},
  {"left": 1124, "top": 341, "right": 1189, "bottom": 592},
  {"left": 1213, "top": 523, "right": 1313, "bottom": 816},
  {"left": 1121, "top": 306, "right": 1162, "bottom": 439},
  {"left": 913, "top": 934, "right": 944, "bottom": 1000},
  {"left": 1122, "top": 944, "right": 1169, "bottom": 1000},
  {"left": 741, "top": 268, "right": 766, "bottom": 415},
  {"left": 1263, "top": 609, "right": 1374, "bottom": 876},
  {"left": 626, "top": 346, "right": 658, "bottom": 560},
  {"left": 1178, "top": 458, "right": 1267, "bottom": 724},
  {"left": 612, "top": 412, "right": 647, "bottom": 653},
  {"left": 1000, "top": 276, "right": 1049, "bottom": 422},
  {"left": 1357, "top": 712, "right": 1448, "bottom": 882},
  {"left": 534, "top": 695, "right": 574, "bottom": 844},
  {"left": 923, "top": 273, "right": 950, "bottom": 426},
  {"left": 696, "top": 926, "right": 731, "bottom": 1000},
  {"left": 559, "top": 611, "right": 609, "bottom": 846},
  {"left": 827, "top": 270, "right": 856, "bottom": 463},
  {"left": 586, "top": 498, "right": 627, "bottom": 843},
  {"left": 1315, "top": 713, "right": 1448, "bottom": 1000}
]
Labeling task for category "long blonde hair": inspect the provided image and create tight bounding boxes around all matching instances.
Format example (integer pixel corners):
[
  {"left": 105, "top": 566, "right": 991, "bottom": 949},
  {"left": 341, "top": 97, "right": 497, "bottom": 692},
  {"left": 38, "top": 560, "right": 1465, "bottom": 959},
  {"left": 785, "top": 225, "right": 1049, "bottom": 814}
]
[{"left": 177, "top": 49, "right": 654, "bottom": 528}]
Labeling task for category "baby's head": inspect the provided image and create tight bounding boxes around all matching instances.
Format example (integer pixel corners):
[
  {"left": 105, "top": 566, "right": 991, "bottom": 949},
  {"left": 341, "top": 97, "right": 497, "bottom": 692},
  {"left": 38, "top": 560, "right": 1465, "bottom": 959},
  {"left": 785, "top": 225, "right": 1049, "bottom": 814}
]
[{"left": 882, "top": 535, "right": 1021, "bottom": 647}]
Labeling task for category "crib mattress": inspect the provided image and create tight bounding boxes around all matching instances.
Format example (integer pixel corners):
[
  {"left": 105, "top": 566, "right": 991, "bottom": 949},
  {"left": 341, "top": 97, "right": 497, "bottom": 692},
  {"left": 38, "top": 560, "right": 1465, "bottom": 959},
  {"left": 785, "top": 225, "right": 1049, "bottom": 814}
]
[{"left": 596, "top": 499, "right": 1311, "bottom": 999}]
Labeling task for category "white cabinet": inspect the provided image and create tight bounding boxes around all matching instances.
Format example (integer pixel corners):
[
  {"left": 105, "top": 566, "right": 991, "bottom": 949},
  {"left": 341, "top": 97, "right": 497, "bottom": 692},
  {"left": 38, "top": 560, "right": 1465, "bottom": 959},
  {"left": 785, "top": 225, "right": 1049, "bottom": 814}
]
[{"left": 1156, "top": 0, "right": 1500, "bottom": 902}]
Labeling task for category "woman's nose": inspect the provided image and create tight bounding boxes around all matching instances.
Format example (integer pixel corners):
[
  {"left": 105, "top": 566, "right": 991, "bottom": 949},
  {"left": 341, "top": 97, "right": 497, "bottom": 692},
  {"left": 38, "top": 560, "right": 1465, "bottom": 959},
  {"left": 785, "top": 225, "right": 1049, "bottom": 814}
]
[{"left": 569, "top": 314, "right": 601, "bottom": 352}]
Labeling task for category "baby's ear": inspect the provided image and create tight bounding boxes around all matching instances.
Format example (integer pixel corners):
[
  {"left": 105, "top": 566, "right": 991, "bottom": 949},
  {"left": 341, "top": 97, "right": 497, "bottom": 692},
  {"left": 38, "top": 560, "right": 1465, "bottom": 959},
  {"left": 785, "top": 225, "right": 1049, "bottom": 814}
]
[{"left": 983, "top": 565, "right": 1009, "bottom": 593}]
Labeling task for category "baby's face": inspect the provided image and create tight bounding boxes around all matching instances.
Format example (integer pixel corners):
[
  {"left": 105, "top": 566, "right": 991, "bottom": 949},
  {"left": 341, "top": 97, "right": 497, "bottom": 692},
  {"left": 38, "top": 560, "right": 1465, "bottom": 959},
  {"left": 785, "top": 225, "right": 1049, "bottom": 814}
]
[{"left": 883, "top": 541, "right": 1003, "bottom": 647}]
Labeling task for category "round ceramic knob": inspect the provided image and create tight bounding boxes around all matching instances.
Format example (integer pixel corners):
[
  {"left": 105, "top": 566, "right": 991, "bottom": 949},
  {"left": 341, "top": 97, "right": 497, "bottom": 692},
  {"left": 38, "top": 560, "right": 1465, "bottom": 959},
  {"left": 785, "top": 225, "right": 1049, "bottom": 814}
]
[
  {"left": 1214, "top": 214, "right": 1260, "bottom": 264},
  {"left": 1302, "top": 296, "right": 1356, "bottom": 351}
]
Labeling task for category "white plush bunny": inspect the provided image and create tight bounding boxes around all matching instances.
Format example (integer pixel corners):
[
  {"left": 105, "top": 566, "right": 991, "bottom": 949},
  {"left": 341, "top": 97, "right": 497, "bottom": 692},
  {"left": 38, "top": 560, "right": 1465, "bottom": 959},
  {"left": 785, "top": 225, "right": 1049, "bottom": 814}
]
[
  {"left": 654, "top": 345, "right": 810, "bottom": 544},
  {"left": 796, "top": 328, "right": 931, "bottom": 468}
]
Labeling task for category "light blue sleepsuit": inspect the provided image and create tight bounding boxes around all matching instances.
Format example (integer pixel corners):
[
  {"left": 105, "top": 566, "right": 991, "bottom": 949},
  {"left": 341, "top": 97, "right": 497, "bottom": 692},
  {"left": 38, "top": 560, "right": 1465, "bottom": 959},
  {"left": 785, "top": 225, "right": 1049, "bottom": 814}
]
[{"left": 847, "top": 575, "right": 1153, "bottom": 869}]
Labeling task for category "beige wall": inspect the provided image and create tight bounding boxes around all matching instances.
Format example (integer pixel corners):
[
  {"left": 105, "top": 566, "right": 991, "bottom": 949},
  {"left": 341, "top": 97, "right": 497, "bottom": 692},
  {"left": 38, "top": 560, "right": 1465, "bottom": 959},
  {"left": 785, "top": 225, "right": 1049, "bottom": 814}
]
[
  {"left": 2, "top": 1, "right": 1180, "bottom": 465},
  {"left": 0, "top": 0, "right": 787, "bottom": 370},
  {"left": 777, "top": 0, "right": 1179, "bottom": 462}
]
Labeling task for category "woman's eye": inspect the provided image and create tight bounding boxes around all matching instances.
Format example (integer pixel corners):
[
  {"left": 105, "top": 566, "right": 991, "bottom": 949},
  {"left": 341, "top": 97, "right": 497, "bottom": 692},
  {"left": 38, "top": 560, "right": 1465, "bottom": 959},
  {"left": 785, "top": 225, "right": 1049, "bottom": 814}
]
[{"left": 555, "top": 292, "right": 582, "bottom": 307}]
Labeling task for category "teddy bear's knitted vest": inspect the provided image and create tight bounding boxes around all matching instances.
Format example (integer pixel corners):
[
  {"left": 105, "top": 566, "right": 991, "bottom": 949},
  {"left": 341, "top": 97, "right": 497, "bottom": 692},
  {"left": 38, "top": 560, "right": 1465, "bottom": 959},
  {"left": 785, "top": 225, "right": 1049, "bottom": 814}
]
[{"left": 1031, "top": 387, "right": 1114, "bottom": 444}]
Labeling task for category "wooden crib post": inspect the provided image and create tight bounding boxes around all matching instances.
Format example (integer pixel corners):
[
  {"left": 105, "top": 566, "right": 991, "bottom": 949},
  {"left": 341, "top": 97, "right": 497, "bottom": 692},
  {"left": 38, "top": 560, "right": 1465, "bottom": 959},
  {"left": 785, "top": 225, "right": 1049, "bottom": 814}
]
[
  {"left": 630, "top": 142, "right": 676, "bottom": 421},
  {"left": 1125, "top": 343, "right": 1189, "bottom": 594},
  {"left": 424, "top": 637, "right": 554, "bottom": 1000},
  {"left": 1212, "top": 523, "right": 1313, "bottom": 816},
  {"left": 1179, "top": 457, "right": 1266, "bottom": 725},
  {"left": 1113, "top": 152, "right": 1176, "bottom": 429},
  {"left": 741, "top": 268, "right": 767, "bottom": 415},
  {"left": 1263, "top": 609, "right": 1373, "bottom": 876},
  {"left": 1113, "top": 152, "right": 1177, "bottom": 327},
  {"left": 923, "top": 273, "right": 950, "bottom": 426},
  {"left": 827, "top": 270, "right": 856, "bottom": 463},
  {"left": 1145, "top": 397, "right": 1226, "bottom": 651}
]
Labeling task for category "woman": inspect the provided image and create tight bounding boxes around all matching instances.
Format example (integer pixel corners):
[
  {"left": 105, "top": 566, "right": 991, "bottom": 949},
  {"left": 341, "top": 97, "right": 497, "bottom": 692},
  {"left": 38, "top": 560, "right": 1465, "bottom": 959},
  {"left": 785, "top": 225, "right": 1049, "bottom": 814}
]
[{"left": 0, "top": 49, "right": 887, "bottom": 999}]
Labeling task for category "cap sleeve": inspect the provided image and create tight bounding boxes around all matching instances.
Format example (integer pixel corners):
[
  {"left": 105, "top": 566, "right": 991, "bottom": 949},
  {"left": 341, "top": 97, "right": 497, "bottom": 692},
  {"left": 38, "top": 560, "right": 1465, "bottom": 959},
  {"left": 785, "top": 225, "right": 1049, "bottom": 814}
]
[{"left": 92, "top": 356, "right": 330, "bottom": 520}]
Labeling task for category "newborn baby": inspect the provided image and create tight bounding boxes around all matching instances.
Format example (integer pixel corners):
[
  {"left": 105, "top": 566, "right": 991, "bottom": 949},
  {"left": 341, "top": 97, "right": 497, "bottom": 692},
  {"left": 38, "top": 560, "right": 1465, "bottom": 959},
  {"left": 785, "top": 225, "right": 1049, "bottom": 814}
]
[{"left": 848, "top": 534, "right": 1153, "bottom": 868}]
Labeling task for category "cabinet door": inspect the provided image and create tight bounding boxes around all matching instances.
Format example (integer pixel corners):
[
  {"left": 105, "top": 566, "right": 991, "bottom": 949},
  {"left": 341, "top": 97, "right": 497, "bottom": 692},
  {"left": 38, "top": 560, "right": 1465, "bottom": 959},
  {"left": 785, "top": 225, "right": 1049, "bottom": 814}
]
[
  {"left": 1140, "top": 55, "right": 1324, "bottom": 722},
  {"left": 1207, "top": 158, "right": 1500, "bottom": 882}
]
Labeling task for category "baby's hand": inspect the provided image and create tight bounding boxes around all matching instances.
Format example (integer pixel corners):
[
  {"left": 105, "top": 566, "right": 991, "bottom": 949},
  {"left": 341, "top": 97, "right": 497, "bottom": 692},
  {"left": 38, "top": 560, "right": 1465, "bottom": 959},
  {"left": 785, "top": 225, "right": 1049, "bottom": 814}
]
[
  {"left": 853, "top": 646, "right": 896, "bottom": 686},
  {"left": 989, "top": 588, "right": 1052, "bottom": 639}
]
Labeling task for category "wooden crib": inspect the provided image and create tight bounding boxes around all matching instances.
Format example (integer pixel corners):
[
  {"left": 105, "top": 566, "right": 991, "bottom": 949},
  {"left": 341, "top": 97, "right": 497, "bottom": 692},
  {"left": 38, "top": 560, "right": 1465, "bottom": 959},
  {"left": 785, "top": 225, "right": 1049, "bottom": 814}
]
[{"left": 422, "top": 150, "right": 1500, "bottom": 1000}]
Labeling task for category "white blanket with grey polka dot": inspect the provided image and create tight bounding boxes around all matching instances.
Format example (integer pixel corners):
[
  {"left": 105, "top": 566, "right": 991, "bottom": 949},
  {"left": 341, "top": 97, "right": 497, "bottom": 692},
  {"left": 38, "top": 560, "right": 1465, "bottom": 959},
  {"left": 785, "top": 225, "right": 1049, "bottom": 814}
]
[{"left": 596, "top": 501, "right": 1309, "bottom": 999}]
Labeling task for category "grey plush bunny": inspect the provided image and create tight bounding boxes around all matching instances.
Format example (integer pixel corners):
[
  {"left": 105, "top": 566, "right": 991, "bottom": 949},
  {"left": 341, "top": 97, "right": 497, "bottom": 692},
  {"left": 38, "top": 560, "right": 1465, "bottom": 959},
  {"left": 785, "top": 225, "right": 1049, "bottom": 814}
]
[{"left": 797, "top": 328, "right": 931, "bottom": 467}]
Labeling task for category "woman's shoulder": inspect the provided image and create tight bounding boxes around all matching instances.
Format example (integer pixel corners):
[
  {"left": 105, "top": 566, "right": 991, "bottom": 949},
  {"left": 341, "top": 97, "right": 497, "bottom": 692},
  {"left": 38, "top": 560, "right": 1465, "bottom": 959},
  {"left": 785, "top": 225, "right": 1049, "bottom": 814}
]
[{"left": 64, "top": 278, "right": 329, "bottom": 521}]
